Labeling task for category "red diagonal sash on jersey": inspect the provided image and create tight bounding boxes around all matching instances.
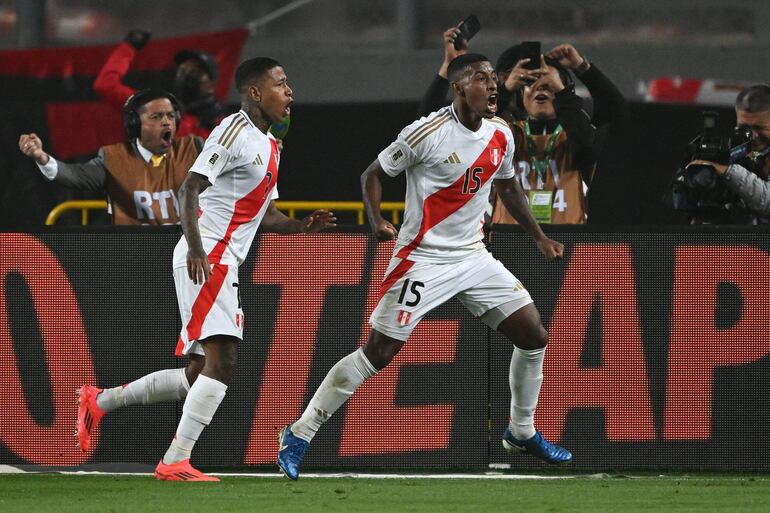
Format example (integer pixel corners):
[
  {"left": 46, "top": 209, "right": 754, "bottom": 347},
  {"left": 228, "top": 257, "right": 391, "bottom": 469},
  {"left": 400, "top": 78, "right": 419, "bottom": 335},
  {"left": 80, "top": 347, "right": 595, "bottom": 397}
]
[
  {"left": 208, "top": 138, "right": 280, "bottom": 264},
  {"left": 178, "top": 138, "right": 279, "bottom": 352},
  {"left": 377, "top": 130, "right": 508, "bottom": 301},
  {"left": 376, "top": 258, "right": 416, "bottom": 302}
]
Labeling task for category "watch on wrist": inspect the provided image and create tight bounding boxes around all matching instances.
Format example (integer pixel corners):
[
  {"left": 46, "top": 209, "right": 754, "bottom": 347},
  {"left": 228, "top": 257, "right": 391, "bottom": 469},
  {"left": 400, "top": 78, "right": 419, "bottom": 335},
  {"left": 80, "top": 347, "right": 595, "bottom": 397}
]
[{"left": 575, "top": 56, "right": 591, "bottom": 75}]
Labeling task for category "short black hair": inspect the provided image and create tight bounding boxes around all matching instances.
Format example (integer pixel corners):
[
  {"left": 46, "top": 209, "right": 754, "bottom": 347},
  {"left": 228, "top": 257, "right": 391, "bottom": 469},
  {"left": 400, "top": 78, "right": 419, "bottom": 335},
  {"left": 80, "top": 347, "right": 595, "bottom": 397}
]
[
  {"left": 736, "top": 85, "right": 770, "bottom": 113},
  {"left": 235, "top": 57, "right": 282, "bottom": 91},
  {"left": 447, "top": 53, "right": 490, "bottom": 84}
]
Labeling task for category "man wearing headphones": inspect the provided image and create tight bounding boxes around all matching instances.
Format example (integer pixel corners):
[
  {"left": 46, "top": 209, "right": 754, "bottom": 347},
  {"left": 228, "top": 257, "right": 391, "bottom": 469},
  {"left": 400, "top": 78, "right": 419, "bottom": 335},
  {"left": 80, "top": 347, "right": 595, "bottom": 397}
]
[
  {"left": 94, "top": 30, "right": 227, "bottom": 139},
  {"left": 19, "top": 89, "right": 202, "bottom": 225}
]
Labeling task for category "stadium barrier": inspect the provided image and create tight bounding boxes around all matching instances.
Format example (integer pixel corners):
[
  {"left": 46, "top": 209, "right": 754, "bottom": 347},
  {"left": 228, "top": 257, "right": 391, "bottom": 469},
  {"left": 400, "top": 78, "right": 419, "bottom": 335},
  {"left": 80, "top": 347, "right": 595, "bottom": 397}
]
[
  {"left": 45, "top": 200, "right": 406, "bottom": 225},
  {"left": 1, "top": 226, "right": 769, "bottom": 470}
]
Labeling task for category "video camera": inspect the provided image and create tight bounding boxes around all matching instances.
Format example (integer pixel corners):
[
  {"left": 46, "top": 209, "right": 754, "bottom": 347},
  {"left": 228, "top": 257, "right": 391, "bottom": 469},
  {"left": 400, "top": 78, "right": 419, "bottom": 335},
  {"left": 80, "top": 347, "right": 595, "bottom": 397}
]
[{"left": 672, "top": 111, "right": 753, "bottom": 222}]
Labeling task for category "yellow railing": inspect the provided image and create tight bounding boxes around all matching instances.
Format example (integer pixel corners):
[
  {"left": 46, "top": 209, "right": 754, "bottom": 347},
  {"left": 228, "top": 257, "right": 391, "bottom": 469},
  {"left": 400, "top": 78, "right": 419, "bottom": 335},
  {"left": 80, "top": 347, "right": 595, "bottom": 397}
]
[
  {"left": 45, "top": 200, "right": 405, "bottom": 226},
  {"left": 277, "top": 201, "right": 405, "bottom": 225},
  {"left": 46, "top": 200, "right": 109, "bottom": 226}
]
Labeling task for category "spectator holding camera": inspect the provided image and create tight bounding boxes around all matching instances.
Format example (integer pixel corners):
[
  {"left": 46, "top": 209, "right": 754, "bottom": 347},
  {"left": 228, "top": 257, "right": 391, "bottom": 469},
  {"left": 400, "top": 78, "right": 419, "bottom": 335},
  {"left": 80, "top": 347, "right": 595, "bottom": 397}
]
[
  {"left": 491, "top": 44, "right": 626, "bottom": 224},
  {"left": 94, "top": 30, "right": 228, "bottom": 139},
  {"left": 420, "top": 28, "right": 626, "bottom": 224},
  {"left": 19, "top": 89, "right": 201, "bottom": 225},
  {"left": 688, "top": 85, "right": 770, "bottom": 223}
]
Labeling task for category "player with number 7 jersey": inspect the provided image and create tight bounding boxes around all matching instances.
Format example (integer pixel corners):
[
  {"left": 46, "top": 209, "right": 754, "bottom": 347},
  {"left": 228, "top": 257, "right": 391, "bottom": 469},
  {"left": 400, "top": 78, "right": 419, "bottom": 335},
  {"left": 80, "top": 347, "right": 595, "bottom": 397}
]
[{"left": 278, "top": 54, "right": 571, "bottom": 481}]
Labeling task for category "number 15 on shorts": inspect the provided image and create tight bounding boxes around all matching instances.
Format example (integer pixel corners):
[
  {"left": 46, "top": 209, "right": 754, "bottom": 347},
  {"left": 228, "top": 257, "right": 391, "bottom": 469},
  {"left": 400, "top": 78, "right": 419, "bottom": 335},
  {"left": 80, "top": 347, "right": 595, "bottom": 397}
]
[{"left": 397, "top": 278, "right": 425, "bottom": 307}]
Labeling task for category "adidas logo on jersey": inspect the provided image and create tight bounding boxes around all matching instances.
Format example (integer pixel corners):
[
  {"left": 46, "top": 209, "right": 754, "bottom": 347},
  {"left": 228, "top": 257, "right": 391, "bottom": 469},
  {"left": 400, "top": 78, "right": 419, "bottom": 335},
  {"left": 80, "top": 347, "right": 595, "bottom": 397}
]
[
  {"left": 443, "top": 152, "right": 461, "bottom": 164},
  {"left": 253, "top": 154, "right": 263, "bottom": 166}
]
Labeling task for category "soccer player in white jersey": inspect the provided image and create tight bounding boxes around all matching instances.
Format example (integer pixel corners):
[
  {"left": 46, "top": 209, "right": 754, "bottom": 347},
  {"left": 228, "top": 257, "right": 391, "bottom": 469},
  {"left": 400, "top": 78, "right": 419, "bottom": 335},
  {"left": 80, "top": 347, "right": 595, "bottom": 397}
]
[
  {"left": 75, "top": 57, "right": 335, "bottom": 482},
  {"left": 278, "top": 54, "right": 572, "bottom": 480}
]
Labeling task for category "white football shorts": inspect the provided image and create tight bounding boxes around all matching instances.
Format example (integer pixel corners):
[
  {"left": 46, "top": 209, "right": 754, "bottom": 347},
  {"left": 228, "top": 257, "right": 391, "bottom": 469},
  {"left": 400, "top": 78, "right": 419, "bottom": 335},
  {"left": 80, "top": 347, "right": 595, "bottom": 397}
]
[
  {"left": 369, "top": 250, "right": 532, "bottom": 341},
  {"left": 173, "top": 263, "right": 244, "bottom": 356}
]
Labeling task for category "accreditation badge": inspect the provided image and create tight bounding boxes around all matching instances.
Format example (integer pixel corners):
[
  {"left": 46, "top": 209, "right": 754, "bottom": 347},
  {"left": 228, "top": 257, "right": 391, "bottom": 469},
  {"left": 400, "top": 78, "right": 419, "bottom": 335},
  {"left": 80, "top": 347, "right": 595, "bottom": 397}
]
[{"left": 528, "top": 190, "right": 553, "bottom": 224}]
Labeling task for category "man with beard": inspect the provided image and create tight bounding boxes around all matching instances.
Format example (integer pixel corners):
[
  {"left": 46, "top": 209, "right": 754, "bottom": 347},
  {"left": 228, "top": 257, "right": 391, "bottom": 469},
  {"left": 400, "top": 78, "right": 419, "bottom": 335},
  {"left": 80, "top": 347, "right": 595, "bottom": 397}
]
[{"left": 19, "top": 89, "right": 200, "bottom": 225}]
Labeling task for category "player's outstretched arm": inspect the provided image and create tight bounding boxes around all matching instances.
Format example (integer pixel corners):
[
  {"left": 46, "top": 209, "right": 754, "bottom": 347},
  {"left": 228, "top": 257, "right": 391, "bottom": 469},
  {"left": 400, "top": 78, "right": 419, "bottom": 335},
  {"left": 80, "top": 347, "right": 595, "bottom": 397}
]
[
  {"left": 361, "top": 158, "right": 398, "bottom": 241},
  {"left": 179, "top": 172, "right": 212, "bottom": 284},
  {"left": 493, "top": 177, "right": 564, "bottom": 261},
  {"left": 260, "top": 201, "right": 336, "bottom": 234}
]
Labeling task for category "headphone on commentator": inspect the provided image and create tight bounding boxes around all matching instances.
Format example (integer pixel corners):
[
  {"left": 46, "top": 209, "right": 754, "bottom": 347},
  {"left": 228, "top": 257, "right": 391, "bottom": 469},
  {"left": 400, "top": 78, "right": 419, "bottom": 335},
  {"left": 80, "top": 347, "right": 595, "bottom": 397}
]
[{"left": 122, "top": 88, "right": 182, "bottom": 141}]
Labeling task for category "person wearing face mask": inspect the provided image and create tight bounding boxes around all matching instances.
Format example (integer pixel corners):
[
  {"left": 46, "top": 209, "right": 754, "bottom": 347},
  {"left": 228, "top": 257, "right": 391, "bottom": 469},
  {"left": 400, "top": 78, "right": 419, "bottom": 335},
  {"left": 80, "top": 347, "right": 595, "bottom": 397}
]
[
  {"left": 19, "top": 89, "right": 202, "bottom": 225},
  {"left": 93, "top": 30, "right": 229, "bottom": 139}
]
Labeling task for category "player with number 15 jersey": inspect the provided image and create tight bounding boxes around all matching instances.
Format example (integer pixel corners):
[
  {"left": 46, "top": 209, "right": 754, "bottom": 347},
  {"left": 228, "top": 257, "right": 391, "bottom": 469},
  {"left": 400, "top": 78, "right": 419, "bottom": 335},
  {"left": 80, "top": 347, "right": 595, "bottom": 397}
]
[{"left": 279, "top": 54, "right": 571, "bottom": 482}]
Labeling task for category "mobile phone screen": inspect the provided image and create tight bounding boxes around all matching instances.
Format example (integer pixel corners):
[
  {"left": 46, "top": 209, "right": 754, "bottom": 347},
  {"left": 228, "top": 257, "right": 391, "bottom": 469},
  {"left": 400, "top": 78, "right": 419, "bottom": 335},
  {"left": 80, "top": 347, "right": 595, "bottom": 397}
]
[
  {"left": 521, "top": 41, "right": 541, "bottom": 70},
  {"left": 454, "top": 15, "right": 481, "bottom": 51}
]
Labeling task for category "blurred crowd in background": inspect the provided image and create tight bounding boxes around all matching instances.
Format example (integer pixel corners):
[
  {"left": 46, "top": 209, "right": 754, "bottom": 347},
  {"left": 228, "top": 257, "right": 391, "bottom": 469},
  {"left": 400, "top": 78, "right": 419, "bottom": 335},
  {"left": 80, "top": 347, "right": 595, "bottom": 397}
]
[{"left": 2, "top": 0, "right": 770, "bottom": 227}]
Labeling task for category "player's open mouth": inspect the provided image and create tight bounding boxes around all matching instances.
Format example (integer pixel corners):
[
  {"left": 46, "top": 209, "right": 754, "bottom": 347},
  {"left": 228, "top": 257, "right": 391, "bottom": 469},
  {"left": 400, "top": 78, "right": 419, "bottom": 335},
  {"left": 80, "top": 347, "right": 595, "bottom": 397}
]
[
  {"left": 162, "top": 130, "right": 173, "bottom": 143},
  {"left": 487, "top": 94, "right": 498, "bottom": 112},
  {"left": 534, "top": 93, "right": 550, "bottom": 103},
  {"left": 284, "top": 101, "right": 293, "bottom": 117}
]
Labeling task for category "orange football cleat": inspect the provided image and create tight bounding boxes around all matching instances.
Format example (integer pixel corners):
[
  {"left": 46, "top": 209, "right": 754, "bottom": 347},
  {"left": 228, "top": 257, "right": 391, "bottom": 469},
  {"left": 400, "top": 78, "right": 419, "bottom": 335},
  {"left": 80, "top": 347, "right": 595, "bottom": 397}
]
[
  {"left": 76, "top": 385, "right": 105, "bottom": 452},
  {"left": 154, "top": 459, "right": 220, "bottom": 482}
]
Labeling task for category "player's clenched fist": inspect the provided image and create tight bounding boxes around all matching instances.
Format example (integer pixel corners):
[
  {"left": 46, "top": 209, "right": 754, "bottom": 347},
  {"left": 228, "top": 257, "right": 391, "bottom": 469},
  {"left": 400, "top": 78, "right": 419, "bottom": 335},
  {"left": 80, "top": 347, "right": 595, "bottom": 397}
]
[
  {"left": 373, "top": 218, "right": 398, "bottom": 241},
  {"left": 535, "top": 236, "right": 564, "bottom": 261},
  {"left": 19, "top": 133, "right": 49, "bottom": 165}
]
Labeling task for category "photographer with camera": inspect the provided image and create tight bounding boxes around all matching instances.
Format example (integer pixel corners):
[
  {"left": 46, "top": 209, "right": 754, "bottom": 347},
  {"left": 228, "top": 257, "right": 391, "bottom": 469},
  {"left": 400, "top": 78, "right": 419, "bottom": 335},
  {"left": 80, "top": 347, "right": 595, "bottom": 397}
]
[{"left": 684, "top": 85, "right": 770, "bottom": 224}]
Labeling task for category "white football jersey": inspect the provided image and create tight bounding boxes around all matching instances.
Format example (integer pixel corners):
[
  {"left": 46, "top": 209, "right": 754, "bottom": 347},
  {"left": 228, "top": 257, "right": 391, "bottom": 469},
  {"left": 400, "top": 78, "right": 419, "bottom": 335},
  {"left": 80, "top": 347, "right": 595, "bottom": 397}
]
[
  {"left": 378, "top": 104, "right": 515, "bottom": 263},
  {"left": 173, "top": 110, "right": 280, "bottom": 268}
]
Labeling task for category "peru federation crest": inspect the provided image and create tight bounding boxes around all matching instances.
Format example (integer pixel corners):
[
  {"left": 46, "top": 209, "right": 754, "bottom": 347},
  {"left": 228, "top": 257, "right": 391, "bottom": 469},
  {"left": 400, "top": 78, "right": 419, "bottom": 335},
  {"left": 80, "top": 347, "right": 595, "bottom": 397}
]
[{"left": 490, "top": 147, "right": 502, "bottom": 167}]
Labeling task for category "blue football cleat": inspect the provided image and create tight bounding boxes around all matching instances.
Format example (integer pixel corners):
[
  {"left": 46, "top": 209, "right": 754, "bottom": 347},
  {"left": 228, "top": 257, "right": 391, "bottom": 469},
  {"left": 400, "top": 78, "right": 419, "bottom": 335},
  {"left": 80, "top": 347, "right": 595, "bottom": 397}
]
[
  {"left": 277, "top": 425, "right": 309, "bottom": 480},
  {"left": 502, "top": 427, "right": 573, "bottom": 464}
]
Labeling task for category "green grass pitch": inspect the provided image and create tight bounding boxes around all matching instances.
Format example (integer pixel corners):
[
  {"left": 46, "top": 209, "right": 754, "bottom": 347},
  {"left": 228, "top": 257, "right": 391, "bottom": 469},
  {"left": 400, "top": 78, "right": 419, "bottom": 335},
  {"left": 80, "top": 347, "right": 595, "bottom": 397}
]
[{"left": 1, "top": 473, "right": 769, "bottom": 513}]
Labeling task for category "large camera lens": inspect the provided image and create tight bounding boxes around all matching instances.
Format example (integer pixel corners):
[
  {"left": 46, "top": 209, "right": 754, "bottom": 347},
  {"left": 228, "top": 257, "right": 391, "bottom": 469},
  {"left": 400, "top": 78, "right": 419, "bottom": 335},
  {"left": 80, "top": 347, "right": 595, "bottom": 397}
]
[{"left": 685, "top": 164, "right": 719, "bottom": 189}]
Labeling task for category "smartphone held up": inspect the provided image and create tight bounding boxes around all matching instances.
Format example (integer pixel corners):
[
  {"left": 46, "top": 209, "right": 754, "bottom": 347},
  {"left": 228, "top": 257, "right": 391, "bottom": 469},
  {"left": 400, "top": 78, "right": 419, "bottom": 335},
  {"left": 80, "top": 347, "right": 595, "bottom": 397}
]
[{"left": 454, "top": 15, "right": 481, "bottom": 51}]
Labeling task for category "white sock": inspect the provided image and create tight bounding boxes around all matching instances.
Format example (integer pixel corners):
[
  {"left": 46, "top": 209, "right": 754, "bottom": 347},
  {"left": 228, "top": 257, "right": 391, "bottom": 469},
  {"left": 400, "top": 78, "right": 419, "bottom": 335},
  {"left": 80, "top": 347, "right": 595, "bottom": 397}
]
[
  {"left": 292, "top": 348, "right": 377, "bottom": 442},
  {"left": 162, "top": 374, "right": 227, "bottom": 464},
  {"left": 509, "top": 346, "right": 546, "bottom": 440},
  {"left": 96, "top": 368, "right": 190, "bottom": 413}
]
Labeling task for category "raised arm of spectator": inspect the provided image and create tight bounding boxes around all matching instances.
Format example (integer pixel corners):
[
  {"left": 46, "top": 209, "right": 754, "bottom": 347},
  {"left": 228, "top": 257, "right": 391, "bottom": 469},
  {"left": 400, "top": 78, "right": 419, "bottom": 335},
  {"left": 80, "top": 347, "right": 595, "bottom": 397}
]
[
  {"left": 547, "top": 45, "right": 626, "bottom": 176},
  {"left": 19, "top": 133, "right": 106, "bottom": 190},
  {"left": 93, "top": 30, "right": 151, "bottom": 109},
  {"left": 417, "top": 26, "right": 468, "bottom": 118}
]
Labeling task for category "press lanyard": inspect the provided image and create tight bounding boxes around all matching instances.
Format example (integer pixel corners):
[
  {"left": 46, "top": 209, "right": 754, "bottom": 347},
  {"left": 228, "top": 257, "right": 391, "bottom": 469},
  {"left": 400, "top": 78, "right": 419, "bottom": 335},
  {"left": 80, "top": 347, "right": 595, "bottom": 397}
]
[{"left": 524, "top": 121, "right": 562, "bottom": 184}]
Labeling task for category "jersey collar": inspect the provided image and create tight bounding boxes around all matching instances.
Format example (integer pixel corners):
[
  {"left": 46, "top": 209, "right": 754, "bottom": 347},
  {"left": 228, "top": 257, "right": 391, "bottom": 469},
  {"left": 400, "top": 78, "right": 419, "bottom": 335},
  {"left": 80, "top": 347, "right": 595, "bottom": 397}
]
[
  {"left": 239, "top": 110, "right": 257, "bottom": 129},
  {"left": 450, "top": 104, "right": 485, "bottom": 140}
]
